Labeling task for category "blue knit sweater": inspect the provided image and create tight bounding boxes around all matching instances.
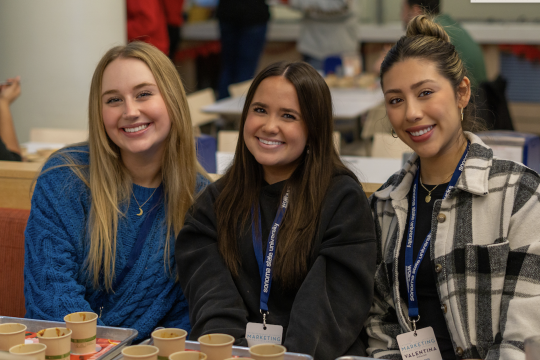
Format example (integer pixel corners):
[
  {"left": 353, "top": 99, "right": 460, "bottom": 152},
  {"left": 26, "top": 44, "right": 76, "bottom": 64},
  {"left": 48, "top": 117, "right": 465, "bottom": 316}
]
[{"left": 24, "top": 146, "right": 209, "bottom": 340}]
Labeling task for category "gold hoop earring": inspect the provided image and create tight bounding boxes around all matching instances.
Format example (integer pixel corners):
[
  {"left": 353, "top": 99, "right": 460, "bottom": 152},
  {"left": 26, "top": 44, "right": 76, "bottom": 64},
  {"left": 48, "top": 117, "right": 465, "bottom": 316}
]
[
  {"left": 391, "top": 128, "right": 398, "bottom": 138},
  {"left": 461, "top": 107, "right": 464, "bottom": 122}
]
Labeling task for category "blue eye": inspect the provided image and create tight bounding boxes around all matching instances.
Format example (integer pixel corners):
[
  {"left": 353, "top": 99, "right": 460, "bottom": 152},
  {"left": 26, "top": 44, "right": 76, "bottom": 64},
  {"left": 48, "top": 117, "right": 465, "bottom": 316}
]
[
  {"left": 137, "top": 91, "right": 152, "bottom": 98},
  {"left": 106, "top": 97, "right": 121, "bottom": 104}
]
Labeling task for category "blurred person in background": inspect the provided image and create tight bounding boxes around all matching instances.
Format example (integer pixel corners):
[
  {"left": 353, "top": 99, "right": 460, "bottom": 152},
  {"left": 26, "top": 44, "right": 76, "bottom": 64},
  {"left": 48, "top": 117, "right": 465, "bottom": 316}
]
[
  {"left": 0, "top": 76, "right": 22, "bottom": 162},
  {"left": 217, "top": 0, "right": 270, "bottom": 99},
  {"left": 127, "top": 0, "right": 185, "bottom": 59},
  {"left": 283, "top": 0, "right": 359, "bottom": 73}
]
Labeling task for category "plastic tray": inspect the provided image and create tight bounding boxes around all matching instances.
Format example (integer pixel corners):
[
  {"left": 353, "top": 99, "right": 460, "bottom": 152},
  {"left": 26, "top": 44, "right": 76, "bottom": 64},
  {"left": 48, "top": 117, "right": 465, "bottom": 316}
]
[
  {"left": 109, "top": 340, "right": 313, "bottom": 360},
  {"left": 0, "top": 316, "right": 138, "bottom": 360}
]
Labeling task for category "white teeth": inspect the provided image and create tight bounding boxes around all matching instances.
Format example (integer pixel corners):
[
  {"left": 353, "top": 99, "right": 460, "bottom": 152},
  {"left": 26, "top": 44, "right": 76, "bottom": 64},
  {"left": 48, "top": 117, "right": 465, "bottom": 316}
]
[
  {"left": 124, "top": 124, "right": 149, "bottom": 133},
  {"left": 410, "top": 125, "right": 434, "bottom": 137},
  {"left": 259, "top": 138, "right": 284, "bottom": 146}
]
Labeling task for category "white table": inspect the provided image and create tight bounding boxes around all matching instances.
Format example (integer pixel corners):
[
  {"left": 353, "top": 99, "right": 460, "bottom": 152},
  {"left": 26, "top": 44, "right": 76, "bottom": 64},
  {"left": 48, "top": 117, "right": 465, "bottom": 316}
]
[
  {"left": 217, "top": 152, "right": 401, "bottom": 184},
  {"left": 203, "top": 88, "right": 384, "bottom": 121}
]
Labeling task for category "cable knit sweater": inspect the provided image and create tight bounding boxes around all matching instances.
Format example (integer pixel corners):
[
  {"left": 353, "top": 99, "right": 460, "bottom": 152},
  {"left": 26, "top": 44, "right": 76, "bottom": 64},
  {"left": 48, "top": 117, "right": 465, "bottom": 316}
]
[{"left": 24, "top": 145, "right": 209, "bottom": 341}]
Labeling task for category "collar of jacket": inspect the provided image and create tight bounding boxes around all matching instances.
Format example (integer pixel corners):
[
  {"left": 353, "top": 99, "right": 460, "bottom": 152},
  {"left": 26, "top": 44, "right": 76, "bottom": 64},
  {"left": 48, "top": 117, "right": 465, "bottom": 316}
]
[{"left": 373, "top": 131, "right": 493, "bottom": 201}]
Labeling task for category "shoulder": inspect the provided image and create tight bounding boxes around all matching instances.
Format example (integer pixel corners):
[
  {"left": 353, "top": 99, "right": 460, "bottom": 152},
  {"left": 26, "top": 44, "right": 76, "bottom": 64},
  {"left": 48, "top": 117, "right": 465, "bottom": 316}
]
[
  {"left": 37, "top": 145, "right": 89, "bottom": 188},
  {"left": 324, "top": 174, "right": 369, "bottom": 211},
  {"left": 195, "top": 173, "right": 211, "bottom": 193}
]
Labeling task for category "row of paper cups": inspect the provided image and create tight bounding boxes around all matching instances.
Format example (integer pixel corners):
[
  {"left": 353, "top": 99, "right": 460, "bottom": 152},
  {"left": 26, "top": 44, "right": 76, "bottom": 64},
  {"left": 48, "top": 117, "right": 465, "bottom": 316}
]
[
  {"left": 123, "top": 331, "right": 286, "bottom": 360},
  {"left": 0, "top": 311, "right": 98, "bottom": 359}
]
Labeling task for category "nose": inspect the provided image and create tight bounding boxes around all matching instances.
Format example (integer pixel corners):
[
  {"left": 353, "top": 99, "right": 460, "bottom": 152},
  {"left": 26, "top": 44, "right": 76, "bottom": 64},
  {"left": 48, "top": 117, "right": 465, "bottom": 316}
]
[
  {"left": 261, "top": 114, "right": 279, "bottom": 134},
  {"left": 122, "top": 98, "right": 140, "bottom": 120},
  {"left": 405, "top": 99, "right": 423, "bottom": 123}
]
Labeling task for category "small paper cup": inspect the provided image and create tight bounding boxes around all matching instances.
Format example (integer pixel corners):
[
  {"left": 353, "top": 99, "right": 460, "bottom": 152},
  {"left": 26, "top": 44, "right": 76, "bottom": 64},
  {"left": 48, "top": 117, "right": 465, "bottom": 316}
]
[
  {"left": 151, "top": 328, "right": 187, "bottom": 359},
  {"left": 0, "top": 323, "right": 27, "bottom": 352},
  {"left": 198, "top": 334, "right": 235, "bottom": 360},
  {"left": 37, "top": 327, "right": 72, "bottom": 360},
  {"left": 63, "top": 311, "right": 98, "bottom": 355},
  {"left": 121, "top": 345, "right": 159, "bottom": 360},
  {"left": 249, "top": 344, "right": 287, "bottom": 360},
  {"left": 9, "top": 343, "right": 47, "bottom": 360},
  {"left": 170, "top": 351, "right": 208, "bottom": 360}
]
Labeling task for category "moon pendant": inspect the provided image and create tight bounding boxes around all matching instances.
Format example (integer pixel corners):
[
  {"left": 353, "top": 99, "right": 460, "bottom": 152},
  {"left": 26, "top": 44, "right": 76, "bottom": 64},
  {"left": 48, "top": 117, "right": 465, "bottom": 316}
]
[
  {"left": 137, "top": 207, "right": 143, "bottom": 216},
  {"left": 425, "top": 195, "right": 431, "bottom": 203}
]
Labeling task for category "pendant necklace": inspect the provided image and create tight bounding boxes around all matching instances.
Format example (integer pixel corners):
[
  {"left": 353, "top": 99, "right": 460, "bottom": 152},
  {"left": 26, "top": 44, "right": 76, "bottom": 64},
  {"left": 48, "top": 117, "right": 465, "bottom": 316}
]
[
  {"left": 131, "top": 186, "right": 158, "bottom": 216},
  {"left": 419, "top": 173, "right": 452, "bottom": 203}
]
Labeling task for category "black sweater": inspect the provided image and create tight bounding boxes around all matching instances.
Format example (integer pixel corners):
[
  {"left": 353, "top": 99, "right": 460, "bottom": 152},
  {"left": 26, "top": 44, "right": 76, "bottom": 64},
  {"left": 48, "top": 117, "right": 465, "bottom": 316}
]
[{"left": 176, "top": 174, "right": 377, "bottom": 360}]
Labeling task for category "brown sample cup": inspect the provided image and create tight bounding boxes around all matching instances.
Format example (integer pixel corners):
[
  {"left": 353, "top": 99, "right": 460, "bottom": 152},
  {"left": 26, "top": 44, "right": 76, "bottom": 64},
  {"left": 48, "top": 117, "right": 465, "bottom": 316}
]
[
  {"left": 197, "top": 334, "right": 235, "bottom": 360},
  {"left": 249, "top": 344, "right": 287, "bottom": 360},
  {"left": 9, "top": 343, "right": 47, "bottom": 360},
  {"left": 169, "top": 351, "right": 208, "bottom": 360},
  {"left": 151, "top": 328, "right": 188, "bottom": 360},
  {"left": 0, "top": 323, "right": 27, "bottom": 352},
  {"left": 63, "top": 312, "right": 98, "bottom": 355},
  {"left": 37, "top": 327, "right": 72, "bottom": 360},
  {"left": 121, "top": 345, "right": 159, "bottom": 360}
]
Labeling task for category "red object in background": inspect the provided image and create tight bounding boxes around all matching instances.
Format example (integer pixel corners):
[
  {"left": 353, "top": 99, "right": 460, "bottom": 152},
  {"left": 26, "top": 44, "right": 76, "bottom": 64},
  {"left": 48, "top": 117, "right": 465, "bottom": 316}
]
[
  {"left": 126, "top": 0, "right": 184, "bottom": 54},
  {"left": 500, "top": 44, "right": 540, "bottom": 62}
]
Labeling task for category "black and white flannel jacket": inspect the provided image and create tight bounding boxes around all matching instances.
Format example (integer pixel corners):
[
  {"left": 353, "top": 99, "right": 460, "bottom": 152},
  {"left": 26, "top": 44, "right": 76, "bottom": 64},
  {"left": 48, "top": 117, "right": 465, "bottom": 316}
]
[{"left": 365, "top": 132, "right": 540, "bottom": 360}]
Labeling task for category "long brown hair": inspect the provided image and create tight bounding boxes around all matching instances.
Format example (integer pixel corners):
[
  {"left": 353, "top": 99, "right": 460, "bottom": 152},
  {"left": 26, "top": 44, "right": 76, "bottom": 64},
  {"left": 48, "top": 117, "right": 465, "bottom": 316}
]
[
  {"left": 47, "top": 41, "right": 207, "bottom": 291},
  {"left": 215, "top": 61, "right": 357, "bottom": 288}
]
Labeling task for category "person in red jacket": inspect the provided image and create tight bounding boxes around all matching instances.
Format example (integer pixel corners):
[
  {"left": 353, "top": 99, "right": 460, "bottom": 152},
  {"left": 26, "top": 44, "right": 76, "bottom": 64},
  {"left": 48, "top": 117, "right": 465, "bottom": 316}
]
[{"left": 126, "top": 0, "right": 184, "bottom": 58}]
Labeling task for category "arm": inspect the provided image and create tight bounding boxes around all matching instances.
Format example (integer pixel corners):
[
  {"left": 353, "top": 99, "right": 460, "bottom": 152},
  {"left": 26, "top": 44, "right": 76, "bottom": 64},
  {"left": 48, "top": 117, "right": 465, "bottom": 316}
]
[
  {"left": 364, "top": 195, "right": 403, "bottom": 359},
  {"left": 176, "top": 185, "right": 250, "bottom": 343},
  {"left": 485, "top": 175, "right": 540, "bottom": 360},
  {"left": 283, "top": 176, "right": 377, "bottom": 360},
  {"left": 0, "top": 76, "right": 21, "bottom": 155},
  {"left": 24, "top": 157, "right": 103, "bottom": 324}
]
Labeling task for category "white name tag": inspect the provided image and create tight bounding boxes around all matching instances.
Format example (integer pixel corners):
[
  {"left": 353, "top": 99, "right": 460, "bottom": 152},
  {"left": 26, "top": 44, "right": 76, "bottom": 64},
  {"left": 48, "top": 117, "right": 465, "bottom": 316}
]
[
  {"left": 245, "top": 322, "right": 283, "bottom": 347},
  {"left": 396, "top": 326, "right": 442, "bottom": 360}
]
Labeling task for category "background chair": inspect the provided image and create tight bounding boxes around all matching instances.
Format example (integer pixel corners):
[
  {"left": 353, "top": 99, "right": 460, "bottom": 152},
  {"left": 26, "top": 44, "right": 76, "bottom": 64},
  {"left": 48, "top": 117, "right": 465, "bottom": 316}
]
[
  {"left": 371, "top": 132, "right": 412, "bottom": 159},
  {"left": 228, "top": 80, "right": 252, "bottom": 98},
  {"left": 29, "top": 128, "right": 88, "bottom": 143}
]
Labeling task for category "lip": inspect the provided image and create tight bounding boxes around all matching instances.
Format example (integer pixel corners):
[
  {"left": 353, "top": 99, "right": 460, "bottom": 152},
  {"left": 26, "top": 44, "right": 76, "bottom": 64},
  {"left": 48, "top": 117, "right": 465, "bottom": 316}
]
[
  {"left": 122, "top": 122, "right": 152, "bottom": 137},
  {"left": 257, "top": 137, "right": 285, "bottom": 149},
  {"left": 405, "top": 124, "right": 435, "bottom": 143}
]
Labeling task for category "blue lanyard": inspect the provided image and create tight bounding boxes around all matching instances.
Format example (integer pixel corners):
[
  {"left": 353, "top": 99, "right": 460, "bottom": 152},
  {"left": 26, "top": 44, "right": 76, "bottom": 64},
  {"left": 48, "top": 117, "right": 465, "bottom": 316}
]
[
  {"left": 405, "top": 143, "right": 469, "bottom": 319},
  {"left": 251, "top": 190, "right": 290, "bottom": 313}
]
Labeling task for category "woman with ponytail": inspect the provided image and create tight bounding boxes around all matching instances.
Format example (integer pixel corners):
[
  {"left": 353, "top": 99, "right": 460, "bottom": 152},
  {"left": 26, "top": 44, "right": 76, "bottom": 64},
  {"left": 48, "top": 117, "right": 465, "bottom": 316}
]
[
  {"left": 24, "top": 42, "right": 209, "bottom": 340},
  {"left": 365, "top": 15, "right": 540, "bottom": 360}
]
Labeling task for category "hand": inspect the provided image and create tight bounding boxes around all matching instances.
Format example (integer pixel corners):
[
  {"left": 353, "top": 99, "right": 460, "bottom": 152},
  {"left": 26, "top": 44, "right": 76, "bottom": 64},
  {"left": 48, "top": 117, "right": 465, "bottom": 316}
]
[{"left": 0, "top": 76, "right": 21, "bottom": 105}]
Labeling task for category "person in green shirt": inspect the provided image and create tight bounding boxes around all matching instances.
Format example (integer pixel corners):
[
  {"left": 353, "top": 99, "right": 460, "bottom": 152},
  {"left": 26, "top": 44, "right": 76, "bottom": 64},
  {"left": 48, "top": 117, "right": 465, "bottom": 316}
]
[{"left": 401, "top": 0, "right": 487, "bottom": 88}]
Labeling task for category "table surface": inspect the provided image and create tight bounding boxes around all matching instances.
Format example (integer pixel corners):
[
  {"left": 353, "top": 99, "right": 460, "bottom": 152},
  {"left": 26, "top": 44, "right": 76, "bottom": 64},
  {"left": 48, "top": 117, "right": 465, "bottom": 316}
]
[
  {"left": 203, "top": 88, "right": 385, "bottom": 120},
  {"left": 217, "top": 152, "right": 401, "bottom": 185}
]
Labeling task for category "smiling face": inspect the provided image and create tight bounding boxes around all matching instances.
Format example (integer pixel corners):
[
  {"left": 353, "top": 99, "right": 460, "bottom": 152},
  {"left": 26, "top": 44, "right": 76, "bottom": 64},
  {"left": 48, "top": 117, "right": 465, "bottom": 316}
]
[
  {"left": 382, "top": 58, "right": 470, "bottom": 161},
  {"left": 101, "top": 57, "right": 171, "bottom": 162},
  {"left": 243, "top": 76, "right": 308, "bottom": 184}
]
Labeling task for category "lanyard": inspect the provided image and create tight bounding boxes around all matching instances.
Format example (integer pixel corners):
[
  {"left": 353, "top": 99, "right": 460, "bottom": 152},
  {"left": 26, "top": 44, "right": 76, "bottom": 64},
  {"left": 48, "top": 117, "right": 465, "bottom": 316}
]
[
  {"left": 251, "top": 189, "right": 290, "bottom": 323},
  {"left": 405, "top": 143, "right": 469, "bottom": 321}
]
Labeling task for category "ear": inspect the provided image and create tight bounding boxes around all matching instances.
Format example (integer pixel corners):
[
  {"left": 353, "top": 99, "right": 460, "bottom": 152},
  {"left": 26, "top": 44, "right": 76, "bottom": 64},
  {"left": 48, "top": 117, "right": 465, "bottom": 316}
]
[{"left": 457, "top": 76, "right": 471, "bottom": 109}]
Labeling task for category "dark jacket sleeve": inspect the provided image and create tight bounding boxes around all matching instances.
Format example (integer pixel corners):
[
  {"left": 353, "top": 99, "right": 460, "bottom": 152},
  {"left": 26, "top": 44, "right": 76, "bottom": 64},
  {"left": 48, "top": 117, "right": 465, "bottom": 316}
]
[
  {"left": 283, "top": 175, "right": 377, "bottom": 360},
  {"left": 176, "top": 183, "right": 249, "bottom": 342}
]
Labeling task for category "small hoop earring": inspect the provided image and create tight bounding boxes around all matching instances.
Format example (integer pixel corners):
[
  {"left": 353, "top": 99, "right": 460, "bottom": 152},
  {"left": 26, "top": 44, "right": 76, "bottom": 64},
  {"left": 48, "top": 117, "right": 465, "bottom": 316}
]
[
  {"left": 461, "top": 107, "right": 464, "bottom": 122},
  {"left": 391, "top": 128, "right": 398, "bottom": 138}
]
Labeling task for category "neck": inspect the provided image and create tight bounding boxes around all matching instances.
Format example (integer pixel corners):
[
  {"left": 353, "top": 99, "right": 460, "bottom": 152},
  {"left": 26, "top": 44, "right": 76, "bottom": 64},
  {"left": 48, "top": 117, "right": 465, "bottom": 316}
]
[
  {"left": 263, "top": 165, "right": 297, "bottom": 185},
  {"left": 121, "top": 150, "right": 163, "bottom": 188},
  {"left": 419, "top": 134, "right": 468, "bottom": 185}
]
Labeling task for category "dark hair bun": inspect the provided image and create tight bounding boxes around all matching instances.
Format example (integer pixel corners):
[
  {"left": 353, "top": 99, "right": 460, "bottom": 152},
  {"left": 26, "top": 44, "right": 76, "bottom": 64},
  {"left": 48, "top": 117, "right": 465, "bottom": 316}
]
[{"left": 406, "top": 15, "right": 450, "bottom": 42}]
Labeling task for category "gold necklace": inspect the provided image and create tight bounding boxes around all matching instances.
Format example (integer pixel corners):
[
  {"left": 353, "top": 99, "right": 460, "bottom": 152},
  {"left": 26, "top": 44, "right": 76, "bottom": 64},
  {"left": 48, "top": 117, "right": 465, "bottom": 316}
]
[
  {"left": 131, "top": 186, "right": 158, "bottom": 216},
  {"left": 419, "top": 174, "right": 452, "bottom": 203}
]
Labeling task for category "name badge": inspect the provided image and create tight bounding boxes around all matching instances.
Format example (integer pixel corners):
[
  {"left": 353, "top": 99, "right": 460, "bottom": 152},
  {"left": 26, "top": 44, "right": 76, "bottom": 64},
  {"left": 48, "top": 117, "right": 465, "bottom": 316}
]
[
  {"left": 396, "top": 327, "right": 442, "bottom": 360},
  {"left": 245, "top": 322, "right": 283, "bottom": 347}
]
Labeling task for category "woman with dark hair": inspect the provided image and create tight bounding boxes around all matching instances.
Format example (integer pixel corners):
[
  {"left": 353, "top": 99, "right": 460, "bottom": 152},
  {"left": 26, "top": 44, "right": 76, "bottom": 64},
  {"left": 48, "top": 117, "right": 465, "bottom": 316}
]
[
  {"left": 365, "top": 15, "right": 540, "bottom": 360},
  {"left": 177, "top": 61, "right": 376, "bottom": 360}
]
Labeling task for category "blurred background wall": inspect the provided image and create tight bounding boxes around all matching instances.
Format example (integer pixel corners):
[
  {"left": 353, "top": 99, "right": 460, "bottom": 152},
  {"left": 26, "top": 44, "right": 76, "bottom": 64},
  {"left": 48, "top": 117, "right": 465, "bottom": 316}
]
[{"left": 0, "top": 0, "right": 126, "bottom": 142}]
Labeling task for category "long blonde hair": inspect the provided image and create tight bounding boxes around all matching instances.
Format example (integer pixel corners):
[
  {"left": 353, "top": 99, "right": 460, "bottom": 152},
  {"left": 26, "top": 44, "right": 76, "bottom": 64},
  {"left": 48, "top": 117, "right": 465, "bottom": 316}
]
[{"left": 54, "top": 42, "right": 206, "bottom": 291}]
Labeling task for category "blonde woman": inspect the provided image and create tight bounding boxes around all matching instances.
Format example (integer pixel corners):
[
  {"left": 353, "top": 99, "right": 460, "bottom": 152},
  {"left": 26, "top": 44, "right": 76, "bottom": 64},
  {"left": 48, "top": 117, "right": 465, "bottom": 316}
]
[{"left": 24, "top": 42, "right": 209, "bottom": 340}]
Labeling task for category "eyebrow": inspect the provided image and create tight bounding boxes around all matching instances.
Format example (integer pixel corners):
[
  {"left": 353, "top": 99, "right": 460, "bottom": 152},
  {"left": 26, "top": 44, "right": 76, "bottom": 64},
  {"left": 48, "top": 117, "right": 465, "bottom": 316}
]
[
  {"left": 384, "top": 79, "right": 436, "bottom": 95},
  {"left": 251, "top": 102, "right": 301, "bottom": 116},
  {"left": 101, "top": 82, "right": 157, "bottom": 97}
]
